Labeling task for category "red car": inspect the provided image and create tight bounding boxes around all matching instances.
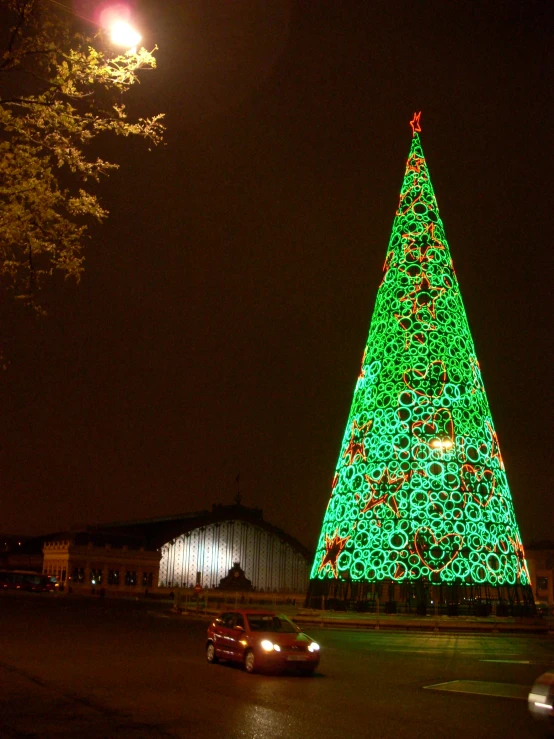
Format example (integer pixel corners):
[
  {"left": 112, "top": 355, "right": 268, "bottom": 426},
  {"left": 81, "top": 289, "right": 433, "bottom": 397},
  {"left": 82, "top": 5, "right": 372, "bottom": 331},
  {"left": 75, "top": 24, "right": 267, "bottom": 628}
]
[{"left": 206, "top": 610, "right": 320, "bottom": 674}]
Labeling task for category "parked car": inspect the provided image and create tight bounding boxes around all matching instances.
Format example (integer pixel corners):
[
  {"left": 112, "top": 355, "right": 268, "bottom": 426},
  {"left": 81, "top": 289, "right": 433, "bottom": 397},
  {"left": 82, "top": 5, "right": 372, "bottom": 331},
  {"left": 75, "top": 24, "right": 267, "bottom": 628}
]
[
  {"left": 206, "top": 610, "right": 320, "bottom": 675},
  {"left": 528, "top": 670, "right": 554, "bottom": 727}
]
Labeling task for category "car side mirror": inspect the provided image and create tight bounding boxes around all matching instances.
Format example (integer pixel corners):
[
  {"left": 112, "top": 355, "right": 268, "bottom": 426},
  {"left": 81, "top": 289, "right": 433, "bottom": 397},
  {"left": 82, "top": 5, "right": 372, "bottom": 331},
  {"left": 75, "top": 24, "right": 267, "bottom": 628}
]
[{"left": 234, "top": 625, "right": 244, "bottom": 632}]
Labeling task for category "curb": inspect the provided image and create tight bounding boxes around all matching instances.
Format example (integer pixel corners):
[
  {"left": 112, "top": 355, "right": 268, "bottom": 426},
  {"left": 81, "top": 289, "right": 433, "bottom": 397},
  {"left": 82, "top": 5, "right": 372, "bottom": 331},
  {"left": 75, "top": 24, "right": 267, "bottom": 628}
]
[
  {"left": 166, "top": 608, "right": 552, "bottom": 635},
  {"left": 292, "top": 617, "right": 550, "bottom": 634}
]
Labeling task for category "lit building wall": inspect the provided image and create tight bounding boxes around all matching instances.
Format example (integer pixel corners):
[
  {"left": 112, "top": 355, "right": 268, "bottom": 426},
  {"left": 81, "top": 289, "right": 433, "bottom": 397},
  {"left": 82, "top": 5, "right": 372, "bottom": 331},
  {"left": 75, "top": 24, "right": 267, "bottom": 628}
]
[
  {"left": 526, "top": 542, "right": 554, "bottom": 606},
  {"left": 42, "top": 538, "right": 160, "bottom": 592},
  {"left": 159, "top": 520, "right": 309, "bottom": 592}
]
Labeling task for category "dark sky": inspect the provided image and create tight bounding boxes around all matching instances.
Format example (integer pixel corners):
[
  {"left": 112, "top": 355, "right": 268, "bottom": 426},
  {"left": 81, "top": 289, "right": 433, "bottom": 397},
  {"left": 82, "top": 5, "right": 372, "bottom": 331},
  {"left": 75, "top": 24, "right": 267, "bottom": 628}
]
[{"left": 1, "top": 0, "right": 553, "bottom": 551}]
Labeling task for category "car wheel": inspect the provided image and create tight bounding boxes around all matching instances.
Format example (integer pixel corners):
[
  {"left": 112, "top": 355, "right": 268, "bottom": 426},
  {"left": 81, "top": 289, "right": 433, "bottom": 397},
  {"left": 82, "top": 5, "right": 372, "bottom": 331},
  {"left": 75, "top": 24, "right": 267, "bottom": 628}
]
[
  {"left": 244, "top": 650, "right": 256, "bottom": 674},
  {"left": 206, "top": 642, "right": 218, "bottom": 664}
]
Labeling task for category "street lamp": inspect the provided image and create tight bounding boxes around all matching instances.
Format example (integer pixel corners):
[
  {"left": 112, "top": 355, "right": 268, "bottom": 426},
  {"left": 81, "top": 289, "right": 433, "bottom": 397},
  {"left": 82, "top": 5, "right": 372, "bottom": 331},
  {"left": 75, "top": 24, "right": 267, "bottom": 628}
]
[
  {"left": 109, "top": 20, "right": 142, "bottom": 48},
  {"left": 48, "top": 1, "right": 142, "bottom": 50}
]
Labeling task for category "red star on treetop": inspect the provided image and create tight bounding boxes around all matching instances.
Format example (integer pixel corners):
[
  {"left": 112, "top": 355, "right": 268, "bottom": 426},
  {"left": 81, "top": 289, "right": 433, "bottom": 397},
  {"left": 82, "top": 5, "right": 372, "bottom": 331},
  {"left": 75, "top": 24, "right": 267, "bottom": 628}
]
[
  {"left": 318, "top": 530, "right": 350, "bottom": 578},
  {"left": 361, "top": 468, "right": 407, "bottom": 517},
  {"left": 410, "top": 111, "right": 422, "bottom": 135},
  {"left": 342, "top": 418, "right": 373, "bottom": 465}
]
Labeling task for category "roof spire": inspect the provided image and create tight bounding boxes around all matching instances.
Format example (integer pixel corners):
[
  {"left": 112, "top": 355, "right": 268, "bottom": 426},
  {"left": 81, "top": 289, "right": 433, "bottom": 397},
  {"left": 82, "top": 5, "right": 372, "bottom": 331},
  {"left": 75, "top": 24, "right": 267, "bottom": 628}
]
[{"left": 410, "top": 111, "right": 422, "bottom": 135}]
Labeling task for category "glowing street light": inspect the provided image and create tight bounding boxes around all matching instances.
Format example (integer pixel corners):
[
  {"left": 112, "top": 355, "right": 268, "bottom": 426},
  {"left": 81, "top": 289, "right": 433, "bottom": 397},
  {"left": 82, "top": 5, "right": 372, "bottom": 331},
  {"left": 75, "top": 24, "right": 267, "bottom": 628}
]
[
  {"left": 98, "top": 6, "right": 142, "bottom": 49},
  {"left": 109, "top": 20, "right": 142, "bottom": 48},
  {"left": 48, "top": 1, "right": 143, "bottom": 50}
]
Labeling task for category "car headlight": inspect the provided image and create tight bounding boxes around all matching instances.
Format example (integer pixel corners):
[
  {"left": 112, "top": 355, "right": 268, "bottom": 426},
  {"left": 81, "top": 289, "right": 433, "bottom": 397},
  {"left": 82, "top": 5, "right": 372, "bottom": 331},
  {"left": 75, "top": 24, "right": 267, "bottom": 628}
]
[
  {"left": 308, "top": 642, "right": 320, "bottom": 652},
  {"left": 261, "top": 640, "right": 275, "bottom": 652}
]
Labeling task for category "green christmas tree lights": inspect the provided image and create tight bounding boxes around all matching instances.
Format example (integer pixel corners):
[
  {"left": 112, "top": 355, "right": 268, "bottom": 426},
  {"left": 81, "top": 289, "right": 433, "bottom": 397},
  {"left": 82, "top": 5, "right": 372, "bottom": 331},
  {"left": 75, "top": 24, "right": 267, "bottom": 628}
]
[{"left": 311, "top": 114, "right": 529, "bottom": 588}]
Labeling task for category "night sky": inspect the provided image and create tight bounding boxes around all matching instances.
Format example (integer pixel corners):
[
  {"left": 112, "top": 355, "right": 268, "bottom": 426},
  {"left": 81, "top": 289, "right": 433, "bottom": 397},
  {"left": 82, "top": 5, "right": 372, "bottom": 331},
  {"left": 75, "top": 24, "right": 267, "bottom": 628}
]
[{"left": 1, "top": 0, "right": 552, "bottom": 551}]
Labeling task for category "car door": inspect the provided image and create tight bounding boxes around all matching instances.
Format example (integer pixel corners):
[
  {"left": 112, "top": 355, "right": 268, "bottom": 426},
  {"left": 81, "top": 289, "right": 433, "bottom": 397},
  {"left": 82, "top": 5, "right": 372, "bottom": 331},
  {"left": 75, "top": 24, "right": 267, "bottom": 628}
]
[
  {"left": 227, "top": 612, "right": 247, "bottom": 661},
  {"left": 213, "top": 612, "right": 236, "bottom": 657}
]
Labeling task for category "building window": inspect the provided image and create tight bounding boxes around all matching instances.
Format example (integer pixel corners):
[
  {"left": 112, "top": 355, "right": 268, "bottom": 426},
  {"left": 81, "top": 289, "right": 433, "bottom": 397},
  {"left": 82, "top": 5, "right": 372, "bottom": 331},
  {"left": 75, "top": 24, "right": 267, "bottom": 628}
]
[
  {"left": 90, "top": 569, "right": 103, "bottom": 585},
  {"left": 125, "top": 571, "right": 137, "bottom": 587},
  {"left": 537, "top": 576, "right": 548, "bottom": 592},
  {"left": 142, "top": 572, "right": 153, "bottom": 588},
  {"left": 72, "top": 567, "right": 84, "bottom": 583},
  {"left": 108, "top": 570, "right": 120, "bottom": 586}
]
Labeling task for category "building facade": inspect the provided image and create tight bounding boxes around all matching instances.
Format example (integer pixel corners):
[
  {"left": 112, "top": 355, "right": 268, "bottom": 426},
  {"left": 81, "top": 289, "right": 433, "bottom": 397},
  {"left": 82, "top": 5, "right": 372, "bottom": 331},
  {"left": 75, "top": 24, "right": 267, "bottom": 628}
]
[
  {"left": 5, "top": 505, "right": 311, "bottom": 595},
  {"left": 42, "top": 532, "right": 160, "bottom": 594},
  {"left": 99, "top": 503, "right": 311, "bottom": 593},
  {"left": 526, "top": 541, "right": 554, "bottom": 608},
  {"left": 159, "top": 519, "right": 308, "bottom": 591}
]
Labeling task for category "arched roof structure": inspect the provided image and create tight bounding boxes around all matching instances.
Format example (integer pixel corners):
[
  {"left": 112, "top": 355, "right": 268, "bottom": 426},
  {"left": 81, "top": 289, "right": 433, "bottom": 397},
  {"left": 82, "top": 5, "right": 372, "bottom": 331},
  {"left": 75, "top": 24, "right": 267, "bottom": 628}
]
[{"left": 93, "top": 503, "right": 311, "bottom": 560}]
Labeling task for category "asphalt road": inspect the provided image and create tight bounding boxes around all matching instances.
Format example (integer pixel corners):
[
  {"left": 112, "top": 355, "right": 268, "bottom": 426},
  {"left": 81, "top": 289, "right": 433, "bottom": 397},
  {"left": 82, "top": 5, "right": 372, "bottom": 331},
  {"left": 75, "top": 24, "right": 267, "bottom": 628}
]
[{"left": 0, "top": 593, "right": 552, "bottom": 738}]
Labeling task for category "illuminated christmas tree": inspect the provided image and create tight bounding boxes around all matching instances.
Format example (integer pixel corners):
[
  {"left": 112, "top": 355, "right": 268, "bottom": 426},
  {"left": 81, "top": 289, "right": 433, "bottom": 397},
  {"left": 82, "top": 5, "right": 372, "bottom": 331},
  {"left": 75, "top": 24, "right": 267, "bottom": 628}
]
[{"left": 310, "top": 114, "right": 530, "bottom": 606}]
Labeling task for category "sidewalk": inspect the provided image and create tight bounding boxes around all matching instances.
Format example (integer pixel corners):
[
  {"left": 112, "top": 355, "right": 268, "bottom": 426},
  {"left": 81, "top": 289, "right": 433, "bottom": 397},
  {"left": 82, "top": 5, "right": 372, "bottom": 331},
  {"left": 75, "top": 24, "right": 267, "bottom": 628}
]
[
  {"left": 291, "top": 608, "right": 552, "bottom": 634},
  {"left": 169, "top": 603, "right": 553, "bottom": 634}
]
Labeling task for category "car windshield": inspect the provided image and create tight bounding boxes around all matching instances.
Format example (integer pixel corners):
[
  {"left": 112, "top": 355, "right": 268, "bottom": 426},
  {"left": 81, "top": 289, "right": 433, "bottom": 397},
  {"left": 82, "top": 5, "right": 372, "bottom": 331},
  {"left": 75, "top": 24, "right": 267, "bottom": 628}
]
[{"left": 246, "top": 614, "right": 299, "bottom": 633}]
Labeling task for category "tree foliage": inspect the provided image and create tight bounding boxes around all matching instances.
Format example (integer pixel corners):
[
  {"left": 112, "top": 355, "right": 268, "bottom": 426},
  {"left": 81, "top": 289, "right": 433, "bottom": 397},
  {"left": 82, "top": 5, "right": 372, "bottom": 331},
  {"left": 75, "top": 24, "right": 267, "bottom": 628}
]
[{"left": 0, "top": 0, "right": 164, "bottom": 306}]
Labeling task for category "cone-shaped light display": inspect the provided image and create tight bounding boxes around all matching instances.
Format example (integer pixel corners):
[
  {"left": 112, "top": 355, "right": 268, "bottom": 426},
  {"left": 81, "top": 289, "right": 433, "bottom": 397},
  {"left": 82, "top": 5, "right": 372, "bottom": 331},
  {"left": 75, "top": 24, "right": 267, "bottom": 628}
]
[{"left": 311, "top": 115, "right": 529, "bottom": 588}]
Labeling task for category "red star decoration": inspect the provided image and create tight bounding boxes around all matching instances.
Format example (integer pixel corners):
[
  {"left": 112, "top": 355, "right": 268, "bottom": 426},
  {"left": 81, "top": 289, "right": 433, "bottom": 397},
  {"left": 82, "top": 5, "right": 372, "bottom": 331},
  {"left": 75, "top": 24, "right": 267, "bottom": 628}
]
[
  {"left": 318, "top": 530, "right": 350, "bottom": 578},
  {"left": 406, "top": 154, "right": 426, "bottom": 175},
  {"left": 358, "top": 347, "right": 368, "bottom": 380},
  {"left": 393, "top": 317, "right": 433, "bottom": 350},
  {"left": 507, "top": 534, "right": 525, "bottom": 561},
  {"left": 420, "top": 223, "right": 445, "bottom": 252},
  {"left": 470, "top": 357, "right": 484, "bottom": 395},
  {"left": 422, "top": 221, "right": 438, "bottom": 240},
  {"left": 506, "top": 533, "right": 530, "bottom": 582},
  {"left": 397, "top": 189, "right": 427, "bottom": 217},
  {"left": 361, "top": 468, "right": 407, "bottom": 517},
  {"left": 398, "top": 229, "right": 446, "bottom": 288},
  {"left": 410, "top": 111, "right": 422, "bottom": 135},
  {"left": 383, "top": 250, "right": 395, "bottom": 271},
  {"left": 380, "top": 250, "right": 397, "bottom": 286},
  {"left": 402, "top": 222, "right": 444, "bottom": 255},
  {"left": 393, "top": 563, "right": 406, "bottom": 580},
  {"left": 397, "top": 275, "right": 445, "bottom": 322},
  {"left": 342, "top": 419, "right": 373, "bottom": 465},
  {"left": 486, "top": 422, "right": 505, "bottom": 470}
]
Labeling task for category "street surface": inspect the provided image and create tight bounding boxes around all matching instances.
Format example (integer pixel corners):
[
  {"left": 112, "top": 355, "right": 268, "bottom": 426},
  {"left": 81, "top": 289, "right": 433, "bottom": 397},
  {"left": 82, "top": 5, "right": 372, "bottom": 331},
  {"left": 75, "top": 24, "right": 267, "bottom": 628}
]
[{"left": 0, "top": 593, "right": 553, "bottom": 738}]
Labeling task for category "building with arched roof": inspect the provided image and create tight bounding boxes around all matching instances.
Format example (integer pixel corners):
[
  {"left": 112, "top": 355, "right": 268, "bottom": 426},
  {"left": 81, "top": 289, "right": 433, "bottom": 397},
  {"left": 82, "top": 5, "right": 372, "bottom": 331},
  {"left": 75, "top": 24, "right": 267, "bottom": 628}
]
[{"left": 94, "top": 503, "right": 311, "bottom": 593}]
